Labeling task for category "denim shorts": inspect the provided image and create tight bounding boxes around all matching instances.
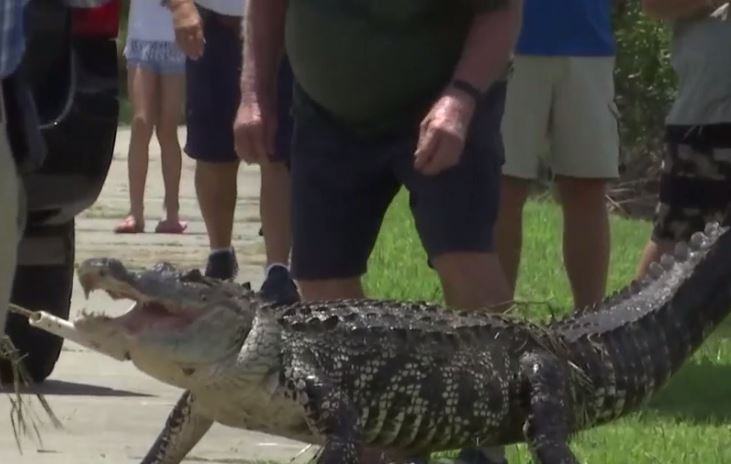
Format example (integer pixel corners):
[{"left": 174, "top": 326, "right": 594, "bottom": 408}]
[{"left": 124, "top": 39, "right": 185, "bottom": 75}]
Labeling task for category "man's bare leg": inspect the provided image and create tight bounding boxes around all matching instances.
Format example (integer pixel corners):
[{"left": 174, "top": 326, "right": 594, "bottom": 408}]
[
  {"left": 556, "top": 175, "right": 610, "bottom": 308},
  {"left": 195, "top": 160, "right": 238, "bottom": 249},
  {"left": 258, "top": 158, "right": 300, "bottom": 304},
  {"left": 494, "top": 175, "right": 532, "bottom": 298},
  {"left": 635, "top": 239, "right": 675, "bottom": 280},
  {"left": 194, "top": 160, "right": 239, "bottom": 278},
  {"left": 432, "top": 252, "right": 512, "bottom": 311},
  {"left": 260, "top": 158, "right": 292, "bottom": 266}
]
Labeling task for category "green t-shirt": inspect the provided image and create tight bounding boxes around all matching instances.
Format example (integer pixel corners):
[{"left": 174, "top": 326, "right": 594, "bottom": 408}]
[{"left": 285, "top": 0, "right": 500, "bottom": 135}]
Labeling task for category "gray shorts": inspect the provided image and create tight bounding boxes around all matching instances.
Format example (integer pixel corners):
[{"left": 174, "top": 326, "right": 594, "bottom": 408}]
[{"left": 290, "top": 81, "right": 507, "bottom": 280}]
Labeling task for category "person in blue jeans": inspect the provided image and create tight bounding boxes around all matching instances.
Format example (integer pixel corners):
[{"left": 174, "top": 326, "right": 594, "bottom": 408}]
[
  {"left": 164, "top": 0, "right": 299, "bottom": 305},
  {"left": 496, "top": 0, "right": 626, "bottom": 310}
]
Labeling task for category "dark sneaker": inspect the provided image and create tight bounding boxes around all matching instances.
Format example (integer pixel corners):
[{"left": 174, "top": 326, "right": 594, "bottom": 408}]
[
  {"left": 204, "top": 248, "right": 239, "bottom": 280},
  {"left": 259, "top": 264, "right": 300, "bottom": 306}
]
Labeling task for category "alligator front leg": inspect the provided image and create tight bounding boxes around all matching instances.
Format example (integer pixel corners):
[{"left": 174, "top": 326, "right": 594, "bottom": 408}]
[
  {"left": 305, "top": 381, "right": 362, "bottom": 464},
  {"left": 285, "top": 352, "right": 363, "bottom": 464},
  {"left": 519, "top": 352, "right": 578, "bottom": 464},
  {"left": 141, "top": 390, "right": 214, "bottom": 464}
]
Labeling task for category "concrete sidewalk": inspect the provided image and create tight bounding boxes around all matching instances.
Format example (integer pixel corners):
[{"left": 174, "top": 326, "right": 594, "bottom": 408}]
[{"left": 0, "top": 127, "right": 313, "bottom": 463}]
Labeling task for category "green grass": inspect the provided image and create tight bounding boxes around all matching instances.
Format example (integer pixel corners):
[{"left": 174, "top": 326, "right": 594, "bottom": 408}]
[{"left": 363, "top": 190, "right": 731, "bottom": 464}]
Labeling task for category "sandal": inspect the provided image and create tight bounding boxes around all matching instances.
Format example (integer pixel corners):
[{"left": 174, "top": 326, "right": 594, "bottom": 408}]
[
  {"left": 114, "top": 216, "right": 145, "bottom": 234},
  {"left": 154, "top": 219, "right": 188, "bottom": 234}
]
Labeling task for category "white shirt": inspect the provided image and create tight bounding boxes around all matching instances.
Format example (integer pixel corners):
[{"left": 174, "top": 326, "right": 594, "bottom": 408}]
[
  {"left": 195, "top": 0, "right": 243, "bottom": 17},
  {"left": 126, "top": 0, "right": 176, "bottom": 42}
]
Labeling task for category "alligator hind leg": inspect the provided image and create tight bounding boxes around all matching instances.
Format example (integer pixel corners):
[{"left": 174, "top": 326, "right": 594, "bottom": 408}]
[
  {"left": 519, "top": 352, "right": 578, "bottom": 464},
  {"left": 141, "top": 390, "right": 213, "bottom": 464}
]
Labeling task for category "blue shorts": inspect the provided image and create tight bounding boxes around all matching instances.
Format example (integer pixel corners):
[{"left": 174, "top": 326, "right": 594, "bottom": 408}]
[
  {"left": 184, "top": 6, "right": 294, "bottom": 164},
  {"left": 124, "top": 39, "right": 185, "bottom": 75},
  {"left": 290, "top": 81, "right": 508, "bottom": 280}
]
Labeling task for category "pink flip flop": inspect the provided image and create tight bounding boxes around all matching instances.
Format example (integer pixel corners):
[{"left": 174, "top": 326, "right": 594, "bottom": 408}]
[
  {"left": 114, "top": 216, "right": 145, "bottom": 234},
  {"left": 154, "top": 219, "right": 188, "bottom": 234}
]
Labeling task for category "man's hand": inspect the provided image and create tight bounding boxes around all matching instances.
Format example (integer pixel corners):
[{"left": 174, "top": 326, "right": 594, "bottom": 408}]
[
  {"left": 233, "top": 97, "right": 277, "bottom": 164},
  {"left": 169, "top": 0, "right": 204, "bottom": 60},
  {"left": 413, "top": 89, "right": 476, "bottom": 176}
]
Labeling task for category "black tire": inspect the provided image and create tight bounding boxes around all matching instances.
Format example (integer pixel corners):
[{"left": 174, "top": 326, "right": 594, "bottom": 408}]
[{"left": 1, "top": 220, "right": 74, "bottom": 384}]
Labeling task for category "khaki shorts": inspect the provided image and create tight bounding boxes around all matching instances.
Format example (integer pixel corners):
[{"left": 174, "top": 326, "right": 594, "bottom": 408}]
[
  {"left": 0, "top": 88, "right": 21, "bottom": 333},
  {"left": 501, "top": 55, "right": 620, "bottom": 180}
]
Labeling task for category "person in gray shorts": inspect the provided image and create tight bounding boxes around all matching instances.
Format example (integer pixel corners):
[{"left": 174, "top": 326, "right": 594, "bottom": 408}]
[{"left": 635, "top": 0, "right": 731, "bottom": 278}]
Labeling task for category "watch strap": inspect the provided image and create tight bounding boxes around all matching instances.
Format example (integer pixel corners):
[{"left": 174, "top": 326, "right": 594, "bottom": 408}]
[{"left": 451, "top": 79, "right": 483, "bottom": 104}]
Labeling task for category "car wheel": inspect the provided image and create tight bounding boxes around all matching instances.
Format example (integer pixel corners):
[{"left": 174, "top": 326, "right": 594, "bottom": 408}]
[{"left": 1, "top": 220, "right": 74, "bottom": 384}]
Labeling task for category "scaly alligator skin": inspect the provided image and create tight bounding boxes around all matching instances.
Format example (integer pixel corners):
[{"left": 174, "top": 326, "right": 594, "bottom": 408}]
[{"left": 74, "top": 222, "right": 731, "bottom": 464}]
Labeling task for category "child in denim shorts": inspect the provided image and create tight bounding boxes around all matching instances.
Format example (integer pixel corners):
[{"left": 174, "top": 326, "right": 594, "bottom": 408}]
[{"left": 116, "top": 0, "right": 187, "bottom": 235}]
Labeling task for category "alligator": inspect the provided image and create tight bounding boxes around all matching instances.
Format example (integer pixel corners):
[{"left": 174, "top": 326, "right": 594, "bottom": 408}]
[{"left": 72, "top": 222, "right": 731, "bottom": 464}]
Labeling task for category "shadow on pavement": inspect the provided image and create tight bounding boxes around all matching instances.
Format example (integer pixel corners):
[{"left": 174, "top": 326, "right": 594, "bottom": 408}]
[{"left": 18, "top": 380, "right": 152, "bottom": 397}]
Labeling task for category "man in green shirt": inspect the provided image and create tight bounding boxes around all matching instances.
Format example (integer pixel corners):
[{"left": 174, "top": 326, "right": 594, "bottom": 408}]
[{"left": 234, "top": 0, "right": 521, "bottom": 460}]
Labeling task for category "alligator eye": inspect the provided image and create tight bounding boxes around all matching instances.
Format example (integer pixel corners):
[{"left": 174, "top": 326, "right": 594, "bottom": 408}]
[{"left": 181, "top": 367, "right": 195, "bottom": 376}]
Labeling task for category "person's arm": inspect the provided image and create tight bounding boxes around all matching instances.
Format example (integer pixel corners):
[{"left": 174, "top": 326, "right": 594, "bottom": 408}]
[
  {"left": 164, "top": 0, "right": 204, "bottom": 59},
  {"left": 451, "top": 0, "right": 524, "bottom": 94},
  {"left": 234, "top": 0, "right": 287, "bottom": 163},
  {"left": 641, "top": 0, "right": 724, "bottom": 20},
  {"left": 240, "top": 0, "right": 286, "bottom": 105},
  {"left": 414, "top": 0, "right": 523, "bottom": 176}
]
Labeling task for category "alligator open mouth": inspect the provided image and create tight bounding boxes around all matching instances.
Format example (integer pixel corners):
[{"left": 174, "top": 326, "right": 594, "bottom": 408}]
[
  {"left": 76, "top": 275, "right": 204, "bottom": 337},
  {"left": 78, "top": 295, "right": 205, "bottom": 336},
  {"left": 111, "top": 300, "right": 199, "bottom": 334}
]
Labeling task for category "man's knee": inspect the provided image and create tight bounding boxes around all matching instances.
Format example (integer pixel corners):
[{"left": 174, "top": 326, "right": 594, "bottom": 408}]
[
  {"left": 555, "top": 175, "right": 607, "bottom": 195},
  {"left": 260, "top": 157, "right": 290, "bottom": 180},
  {"left": 555, "top": 175, "right": 608, "bottom": 209},
  {"left": 195, "top": 159, "right": 239, "bottom": 181},
  {"left": 431, "top": 252, "right": 511, "bottom": 311}
]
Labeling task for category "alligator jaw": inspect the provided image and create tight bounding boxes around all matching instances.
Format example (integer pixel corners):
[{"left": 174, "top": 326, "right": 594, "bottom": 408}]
[
  {"left": 81, "top": 301, "right": 196, "bottom": 334},
  {"left": 76, "top": 258, "right": 205, "bottom": 337}
]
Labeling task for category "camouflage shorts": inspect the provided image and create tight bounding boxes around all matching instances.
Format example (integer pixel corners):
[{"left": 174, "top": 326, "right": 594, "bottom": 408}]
[{"left": 652, "top": 124, "right": 731, "bottom": 242}]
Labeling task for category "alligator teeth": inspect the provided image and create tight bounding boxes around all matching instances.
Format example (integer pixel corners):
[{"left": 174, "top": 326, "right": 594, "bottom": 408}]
[{"left": 660, "top": 254, "right": 675, "bottom": 270}]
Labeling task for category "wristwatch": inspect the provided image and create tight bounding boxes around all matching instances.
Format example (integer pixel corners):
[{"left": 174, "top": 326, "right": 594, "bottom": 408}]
[{"left": 451, "top": 79, "right": 484, "bottom": 105}]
